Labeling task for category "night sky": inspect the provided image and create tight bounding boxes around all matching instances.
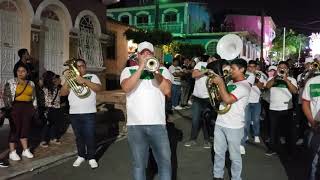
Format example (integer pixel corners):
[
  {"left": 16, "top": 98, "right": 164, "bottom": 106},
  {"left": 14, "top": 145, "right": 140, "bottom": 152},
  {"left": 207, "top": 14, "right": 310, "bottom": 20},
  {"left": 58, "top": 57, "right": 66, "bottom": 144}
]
[{"left": 109, "top": 0, "right": 320, "bottom": 35}]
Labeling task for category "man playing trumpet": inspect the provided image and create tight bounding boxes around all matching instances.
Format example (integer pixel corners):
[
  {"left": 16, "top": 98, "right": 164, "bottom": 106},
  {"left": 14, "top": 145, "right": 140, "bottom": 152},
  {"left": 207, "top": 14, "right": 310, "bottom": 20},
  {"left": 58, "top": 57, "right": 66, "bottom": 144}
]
[
  {"left": 120, "top": 41, "right": 173, "bottom": 180},
  {"left": 210, "top": 59, "right": 251, "bottom": 180}
]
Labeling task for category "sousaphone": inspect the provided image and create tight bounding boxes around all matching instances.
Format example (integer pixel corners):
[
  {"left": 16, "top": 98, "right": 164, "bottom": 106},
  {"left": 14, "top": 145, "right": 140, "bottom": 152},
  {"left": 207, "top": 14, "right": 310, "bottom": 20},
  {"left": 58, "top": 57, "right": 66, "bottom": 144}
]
[{"left": 216, "top": 34, "right": 243, "bottom": 60}]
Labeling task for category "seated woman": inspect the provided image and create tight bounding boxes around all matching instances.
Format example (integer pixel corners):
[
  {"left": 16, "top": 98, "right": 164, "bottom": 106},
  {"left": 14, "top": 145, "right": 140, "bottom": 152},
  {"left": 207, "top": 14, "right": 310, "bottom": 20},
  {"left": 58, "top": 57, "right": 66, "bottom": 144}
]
[{"left": 3, "top": 63, "right": 37, "bottom": 161}]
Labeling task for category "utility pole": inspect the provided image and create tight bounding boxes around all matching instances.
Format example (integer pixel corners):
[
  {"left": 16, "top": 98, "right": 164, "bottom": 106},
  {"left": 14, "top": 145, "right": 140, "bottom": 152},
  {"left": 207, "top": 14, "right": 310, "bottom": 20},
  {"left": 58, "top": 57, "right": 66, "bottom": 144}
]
[
  {"left": 282, "top": 27, "right": 286, "bottom": 61},
  {"left": 155, "top": 0, "right": 159, "bottom": 30}
]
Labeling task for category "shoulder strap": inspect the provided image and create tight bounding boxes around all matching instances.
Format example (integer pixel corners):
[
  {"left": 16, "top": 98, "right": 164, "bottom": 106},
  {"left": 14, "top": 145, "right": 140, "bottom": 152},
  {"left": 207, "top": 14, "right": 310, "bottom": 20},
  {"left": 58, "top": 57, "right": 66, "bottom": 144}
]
[
  {"left": 51, "top": 88, "right": 60, "bottom": 105},
  {"left": 15, "top": 80, "right": 29, "bottom": 99}
]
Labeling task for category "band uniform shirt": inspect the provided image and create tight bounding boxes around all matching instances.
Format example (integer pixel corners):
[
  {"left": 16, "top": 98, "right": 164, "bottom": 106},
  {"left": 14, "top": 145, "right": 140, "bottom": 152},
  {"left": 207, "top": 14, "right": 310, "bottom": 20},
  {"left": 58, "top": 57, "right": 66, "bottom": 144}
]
[
  {"left": 248, "top": 72, "right": 267, "bottom": 103},
  {"left": 120, "top": 66, "right": 173, "bottom": 126},
  {"left": 168, "top": 65, "right": 182, "bottom": 85},
  {"left": 215, "top": 79, "right": 251, "bottom": 129},
  {"left": 192, "top": 61, "right": 209, "bottom": 99},
  {"left": 302, "top": 75, "right": 320, "bottom": 122},
  {"left": 68, "top": 74, "right": 101, "bottom": 114},
  {"left": 268, "top": 76, "right": 297, "bottom": 111}
]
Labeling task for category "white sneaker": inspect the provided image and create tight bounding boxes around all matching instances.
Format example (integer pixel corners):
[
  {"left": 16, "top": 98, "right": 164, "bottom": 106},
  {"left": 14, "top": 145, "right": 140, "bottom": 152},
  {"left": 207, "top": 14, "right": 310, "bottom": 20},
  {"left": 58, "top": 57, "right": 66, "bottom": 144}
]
[
  {"left": 22, "top": 149, "right": 34, "bottom": 159},
  {"left": 174, "top": 106, "right": 183, "bottom": 110},
  {"left": 188, "top": 100, "right": 192, "bottom": 105},
  {"left": 9, "top": 150, "right": 21, "bottom": 161},
  {"left": 73, "top": 156, "right": 85, "bottom": 167},
  {"left": 254, "top": 136, "right": 261, "bottom": 143},
  {"left": 296, "top": 138, "right": 304, "bottom": 145},
  {"left": 240, "top": 145, "right": 246, "bottom": 155},
  {"left": 280, "top": 137, "right": 286, "bottom": 144},
  {"left": 88, "top": 159, "right": 98, "bottom": 169}
]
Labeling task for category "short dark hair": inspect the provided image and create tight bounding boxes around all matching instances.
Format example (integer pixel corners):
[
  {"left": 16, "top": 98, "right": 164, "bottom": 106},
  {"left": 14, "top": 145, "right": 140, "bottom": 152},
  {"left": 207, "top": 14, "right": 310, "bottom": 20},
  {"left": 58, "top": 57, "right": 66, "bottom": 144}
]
[
  {"left": 231, "top": 58, "right": 247, "bottom": 74},
  {"left": 278, "top": 61, "right": 289, "bottom": 68},
  {"left": 212, "top": 53, "right": 221, "bottom": 60},
  {"left": 18, "top": 49, "right": 28, "bottom": 58},
  {"left": 75, "top": 58, "right": 86, "bottom": 65},
  {"left": 15, "top": 63, "right": 28, "bottom": 73},
  {"left": 248, "top": 60, "right": 257, "bottom": 65}
]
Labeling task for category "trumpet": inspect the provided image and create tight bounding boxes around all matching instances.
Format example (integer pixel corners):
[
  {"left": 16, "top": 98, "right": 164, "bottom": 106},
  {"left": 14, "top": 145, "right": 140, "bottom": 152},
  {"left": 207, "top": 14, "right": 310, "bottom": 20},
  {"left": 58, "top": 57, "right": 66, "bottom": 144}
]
[
  {"left": 145, "top": 57, "right": 160, "bottom": 72},
  {"left": 276, "top": 68, "right": 287, "bottom": 80}
]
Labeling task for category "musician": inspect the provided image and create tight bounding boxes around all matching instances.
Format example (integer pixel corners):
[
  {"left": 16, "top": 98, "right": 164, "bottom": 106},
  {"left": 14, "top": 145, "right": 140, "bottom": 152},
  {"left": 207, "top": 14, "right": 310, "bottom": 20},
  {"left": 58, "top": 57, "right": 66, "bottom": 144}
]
[
  {"left": 120, "top": 41, "right": 172, "bottom": 180},
  {"left": 60, "top": 59, "right": 102, "bottom": 169},
  {"left": 184, "top": 56, "right": 211, "bottom": 149},
  {"left": 169, "top": 58, "right": 183, "bottom": 110},
  {"left": 296, "top": 57, "right": 313, "bottom": 145},
  {"left": 211, "top": 58, "right": 251, "bottom": 180},
  {"left": 302, "top": 73, "right": 320, "bottom": 180},
  {"left": 265, "top": 61, "right": 298, "bottom": 156},
  {"left": 242, "top": 60, "right": 266, "bottom": 147}
]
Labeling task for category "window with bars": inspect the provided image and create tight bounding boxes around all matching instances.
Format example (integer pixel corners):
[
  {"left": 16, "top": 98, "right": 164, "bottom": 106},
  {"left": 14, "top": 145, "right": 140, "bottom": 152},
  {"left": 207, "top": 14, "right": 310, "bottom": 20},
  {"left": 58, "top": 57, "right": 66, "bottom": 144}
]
[
  {"left": 137, "top": 14, "right": 148, "bottom": 25},
  {"left": 120, "top": 15, "right": 130, "bottom": 24},
  {"left": 164, "top": 12, "right": 177, "bottom": 23}
]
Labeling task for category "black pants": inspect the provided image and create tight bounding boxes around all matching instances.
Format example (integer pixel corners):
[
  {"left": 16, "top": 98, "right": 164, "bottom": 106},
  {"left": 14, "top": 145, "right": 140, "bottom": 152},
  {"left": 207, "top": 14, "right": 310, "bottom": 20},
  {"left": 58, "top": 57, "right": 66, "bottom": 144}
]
[
  {"left": 41, "top": 108, "right": 63, "bottom": 142},
  {"left": 269, "top": 109, "right": 296, "bottom": 154}
]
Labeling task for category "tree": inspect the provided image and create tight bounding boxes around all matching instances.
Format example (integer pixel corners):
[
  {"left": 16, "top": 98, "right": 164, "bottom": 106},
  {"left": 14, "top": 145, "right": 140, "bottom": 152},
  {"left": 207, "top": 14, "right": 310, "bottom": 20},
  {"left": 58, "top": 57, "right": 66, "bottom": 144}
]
[
  {"left": 163, "top": 41, "right": 205, "bottom": 58},
  {"left": 124, "top": 29, "right": 173, "bottom": 46},
  {"left": 270, "top": 28, "right": 308, "bottom": 61}
]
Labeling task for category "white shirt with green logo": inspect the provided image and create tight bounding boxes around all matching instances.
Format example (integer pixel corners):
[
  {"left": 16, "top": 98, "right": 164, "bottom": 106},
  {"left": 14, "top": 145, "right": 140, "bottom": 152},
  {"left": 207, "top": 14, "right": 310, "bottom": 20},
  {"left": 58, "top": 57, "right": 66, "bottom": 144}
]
[
  {"left": 268, "top": 77, "right": 297, "bottom": 111},
  {"left": 169, "top": 65, "right": 182, "bottom": 85},
  {"left": 215, "top": 79, "right": 251, "bottom": 129},
  {"left": 192, "top": 61, "right": 208, "bottom": 98},
  {"left": 120, "top": 66, "right": 173, "bottom": 125},
  {"left": 302, "top": 75, "right": 320, "bottom": 121}
]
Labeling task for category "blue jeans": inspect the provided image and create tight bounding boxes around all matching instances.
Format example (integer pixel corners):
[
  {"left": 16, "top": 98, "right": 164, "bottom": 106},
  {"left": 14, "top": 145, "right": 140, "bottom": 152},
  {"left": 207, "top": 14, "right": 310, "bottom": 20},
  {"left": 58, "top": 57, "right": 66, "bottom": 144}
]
[
  {"left": 70, "top": 113, "right": 96, "bottom": 159},
  {"left": 213, "top": 125, "right": 243, "bottom": 180},
  {"left": 171, "top": 84, "right": 181, "bottom": 107},
  {"left": 242, "top": 103, "right": 261, "bottom": 145},
  {"left": 190, "top": 96, "right": 210, "bottom": 141},
  {"left": 127, "top": 125, "right": 171, "bottom": 180}
]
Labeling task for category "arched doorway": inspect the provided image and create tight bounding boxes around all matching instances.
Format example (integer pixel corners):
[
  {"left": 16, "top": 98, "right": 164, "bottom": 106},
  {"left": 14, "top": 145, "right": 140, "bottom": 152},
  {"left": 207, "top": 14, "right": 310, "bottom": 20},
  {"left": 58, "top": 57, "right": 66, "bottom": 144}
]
[
  {"left": 40, "top": 10, "right": 64, "bottom": 75},
  {"left": 0, "top": 1, "right": 21, "bottom": 106}
]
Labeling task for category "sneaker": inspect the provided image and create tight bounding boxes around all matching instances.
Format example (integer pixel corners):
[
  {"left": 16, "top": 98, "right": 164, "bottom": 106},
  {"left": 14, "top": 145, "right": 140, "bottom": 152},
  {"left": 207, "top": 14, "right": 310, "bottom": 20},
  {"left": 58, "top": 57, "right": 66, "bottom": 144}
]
[
  {"left": 296, "top": 138, "right": 304, "bottom": 145},
  {"left": 254, "top": 136, "right": 261, "bottom": 143},
  {"left": 73, "top": 156, "right": 85, "bottom": 167},
  {"left": 88, "top": 159, "right": 98, "bottom": 169},
  {"left": 0, "top": 160, "right": 9, "bottom": 168},
  {"left": 203, "top": 141, "right": 211, "bottom": 149},
  {"left": 9, "top": 150, "right": 21, "bottom": 161},
  {"left": 174, "top": 106, "right": 183, "bottom": 110},
  {"left": 40, "top": 141, "right": 49, "bottom": 148},
  {"left": 184, "top": 140, "right": 197, "bottom": 147},
  {"left": 50, "top": 139, "right": 61, "bottom": 145},
  {"left": 280, "top": 137, "right": 286, "bottom": 144},
  {"left": 22, "top": 149, "right": 34, "bottom": 159},
  {"left": 240, "top": 145, "right": 246, "bottom": 155},
  {"left": 265, "top": 150, "right": 276, "bottom": 156}
]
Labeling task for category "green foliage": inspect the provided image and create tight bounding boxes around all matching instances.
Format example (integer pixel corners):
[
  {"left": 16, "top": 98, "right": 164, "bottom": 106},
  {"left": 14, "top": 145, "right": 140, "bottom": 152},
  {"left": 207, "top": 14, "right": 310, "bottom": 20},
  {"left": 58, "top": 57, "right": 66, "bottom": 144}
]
[
  {"left": 270, "top": 28, "right": 308, "bottom": 61},
  {"left": 124, "top": 29, "right": 173, "bottom": 46},
  {"left": 163, "top": 41, "right": 205, "bottom": 58}
]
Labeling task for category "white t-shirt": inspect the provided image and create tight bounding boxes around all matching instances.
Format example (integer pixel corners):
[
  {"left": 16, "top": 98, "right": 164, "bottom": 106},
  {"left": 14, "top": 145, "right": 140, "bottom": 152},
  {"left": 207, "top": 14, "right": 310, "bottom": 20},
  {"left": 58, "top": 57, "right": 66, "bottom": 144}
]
[
  {"left": 268, "top": 77, "right": 297, "bottom": 111},
  {"left": 169, "top": 65, "right": 182, "bottom": 85},
  {"left": 192, "top": 61, "right": 209, "bottom": 98},
  {"left": 302, "top": 76, "right": 320, "bottom": 121},
  {"left": 215, "top": 79, "right": 251, "bottom": 129},
  {"left": 248, "top": 72, "right": 267, "bottom": 103},
  {"left": 120, "top": 66, "right": 173, "bottom": 125},
  {"left": 68, "top": 74, "right": 101, "bottom": 114},
  {"left": 245, "top": 72, "right": 255, "bottom": 86}
]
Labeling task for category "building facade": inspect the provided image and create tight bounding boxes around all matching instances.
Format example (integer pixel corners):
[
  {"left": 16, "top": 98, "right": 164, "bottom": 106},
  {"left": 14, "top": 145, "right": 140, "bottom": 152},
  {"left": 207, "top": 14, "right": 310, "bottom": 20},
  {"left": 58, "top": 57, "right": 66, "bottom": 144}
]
[
  {"left": 0, "top": 0, "right": 116, "bottom": 107},
  {"left": 107, "top": 2, "right": 210, "bottom": 34}
]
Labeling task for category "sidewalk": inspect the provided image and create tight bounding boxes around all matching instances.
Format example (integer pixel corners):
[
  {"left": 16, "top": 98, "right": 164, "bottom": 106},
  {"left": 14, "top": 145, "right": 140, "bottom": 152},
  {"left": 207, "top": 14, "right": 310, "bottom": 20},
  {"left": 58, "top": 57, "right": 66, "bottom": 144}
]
[{"left": 0, "top": 104, "right": 126, "bottom": 180}]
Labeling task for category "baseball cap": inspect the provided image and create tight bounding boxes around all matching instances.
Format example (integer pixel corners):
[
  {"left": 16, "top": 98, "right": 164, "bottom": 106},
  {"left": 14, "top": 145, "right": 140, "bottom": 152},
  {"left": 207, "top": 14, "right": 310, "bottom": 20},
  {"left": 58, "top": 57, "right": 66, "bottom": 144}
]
[
  {"left": 137, "top": 41, "right": 154, "bottom": 53},
  {"left": 305, "top": 57, "right": 314, "bottom": 64},
  {"left": 268, "top": 65, "right": 277, "bottom": 71}
]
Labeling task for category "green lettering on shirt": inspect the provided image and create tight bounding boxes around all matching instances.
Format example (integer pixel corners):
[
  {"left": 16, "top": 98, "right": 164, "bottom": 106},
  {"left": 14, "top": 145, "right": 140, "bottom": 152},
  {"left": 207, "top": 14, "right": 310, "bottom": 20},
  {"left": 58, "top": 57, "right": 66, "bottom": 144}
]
[
  {"left": 227, "top": 84, "right": 237, "bottom": 93},
  {"left": 84, "top": 76, "right": 92, "bottom": 81},
  {"left": 272, "top": 80, "right": 288, "bottom": 88},
  {"left": 201, "top": 66, "right": 206, "bottom": 71},
  {"left": 310, "top": 84, "right": 320, "bottom": 97},
  {"left": 245, "top": 74, "right": 249, "bottom": 79},
  {"left": 129, "top": 69, "right": 164, "bottom": 80}
]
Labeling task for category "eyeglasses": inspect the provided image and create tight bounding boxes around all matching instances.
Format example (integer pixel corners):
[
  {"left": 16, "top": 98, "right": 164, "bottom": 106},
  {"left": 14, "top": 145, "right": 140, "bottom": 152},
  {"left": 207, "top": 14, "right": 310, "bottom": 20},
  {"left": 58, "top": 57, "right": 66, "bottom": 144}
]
[
  {"left": 248, "top": 65, "right": 256, "bottom": 68},
  {"left": 77, "top": 65, "right": 86, "bottom": 68}
]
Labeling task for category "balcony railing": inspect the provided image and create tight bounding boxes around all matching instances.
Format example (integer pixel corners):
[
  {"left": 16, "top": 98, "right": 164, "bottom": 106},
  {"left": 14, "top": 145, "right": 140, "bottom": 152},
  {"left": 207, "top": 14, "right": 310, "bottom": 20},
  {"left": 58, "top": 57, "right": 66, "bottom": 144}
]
[{"left": 136, "top": 22, "right": 184, "bottom": 33}]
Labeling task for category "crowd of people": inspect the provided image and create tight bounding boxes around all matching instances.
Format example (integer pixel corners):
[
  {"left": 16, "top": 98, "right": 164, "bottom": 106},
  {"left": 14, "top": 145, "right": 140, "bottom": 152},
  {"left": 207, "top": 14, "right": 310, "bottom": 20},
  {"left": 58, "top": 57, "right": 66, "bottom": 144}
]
[
  {"left": 1, "top": 42, "right": 320, "bottom": 180},
  {"left": 0, "top": 49, "right": 102, "bottom": 169}
]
